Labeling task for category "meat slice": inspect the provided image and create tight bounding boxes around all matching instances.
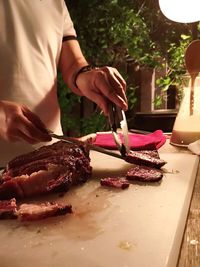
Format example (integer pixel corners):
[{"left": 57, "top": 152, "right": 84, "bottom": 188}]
[
  {"left": 137, "top": 150, "right": 160, "bottom": 159},
  {"left": 0, "top": 198, "right": 72, "bottom": 221},
  {"left": 0, "top": 141, "right": 92, "bottom": 200},
  {"left": 0, "top": 198, "right": 17, "bottom": 219},
  {"left": 100, "top": 177, "right": 129, "bottom": 189},
  {"left": 16, "top": 202, "right": 72, "bottom": 221},
  {"left": 126, "top": 165, "right": 163, "bottom": 182},
  {"left": 124, "top": 150, "right": 166, "bottom": 169}
]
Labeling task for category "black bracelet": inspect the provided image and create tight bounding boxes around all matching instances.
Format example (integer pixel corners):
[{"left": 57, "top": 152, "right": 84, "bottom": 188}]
[{"left": 73, "top": 65, "right": 96, "bottom": 88}]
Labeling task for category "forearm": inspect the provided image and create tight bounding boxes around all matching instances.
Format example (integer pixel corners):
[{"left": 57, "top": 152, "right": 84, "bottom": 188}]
[{"left": 58, "top": 40, "right": 88, "bottom": 95}]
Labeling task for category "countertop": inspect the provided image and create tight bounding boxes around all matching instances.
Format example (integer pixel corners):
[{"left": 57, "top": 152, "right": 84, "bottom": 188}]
[{"left": 177, "top": 153, "right": 200, "bottom": 266}]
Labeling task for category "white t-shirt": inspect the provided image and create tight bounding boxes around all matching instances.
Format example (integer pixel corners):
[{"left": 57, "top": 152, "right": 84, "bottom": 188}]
[{"left": 0, "top": 0, "right": 76, "bottom": 166}]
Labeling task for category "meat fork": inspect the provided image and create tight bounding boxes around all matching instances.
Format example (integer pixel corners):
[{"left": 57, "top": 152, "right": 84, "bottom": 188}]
[
  {"left": 108, "top": 104, "right": 130, "bottom": 157},
  {"left": 48, "top": 104, "right": 130, "bottom": 159}
]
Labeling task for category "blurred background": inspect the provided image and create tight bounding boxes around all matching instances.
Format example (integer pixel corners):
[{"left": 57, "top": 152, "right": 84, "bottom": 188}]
[{"left": 58, "top": 0, "right": 200, "bottom": 136}]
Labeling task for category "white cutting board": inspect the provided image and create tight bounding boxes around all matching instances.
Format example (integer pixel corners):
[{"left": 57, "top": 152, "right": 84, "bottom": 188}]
[{"left": 0, "top": 150, "right": 199, "bottom": 267}]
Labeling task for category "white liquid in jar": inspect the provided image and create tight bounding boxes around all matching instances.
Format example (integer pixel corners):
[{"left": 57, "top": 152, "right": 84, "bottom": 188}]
[{"left": 170, "top": 115, "right": 200, "bottom": 146}]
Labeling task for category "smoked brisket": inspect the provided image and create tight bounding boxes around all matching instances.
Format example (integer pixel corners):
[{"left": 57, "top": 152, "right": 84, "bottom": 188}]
[
  {"left": 0, "top": 141, "right": 92, "bottom": 200},
  {"left": 0, "top": 198, "right": 72, "bottom": 221}
]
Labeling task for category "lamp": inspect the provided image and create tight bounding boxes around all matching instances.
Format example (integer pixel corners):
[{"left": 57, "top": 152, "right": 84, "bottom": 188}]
[{"left": 159, "top": 0, "right": 200, "bottom": 23}]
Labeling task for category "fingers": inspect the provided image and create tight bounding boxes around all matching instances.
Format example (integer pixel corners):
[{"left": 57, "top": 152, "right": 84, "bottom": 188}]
[
  {"left": 22, "top": 106, "right": 52, "bottom": 142},
  {"left": 76, "top": 66, "right": 128, "bottom": 115},
  {"left": 105, "top": 67, "right": 127, "bottom": 105},
  {"left": 104, "top": 66, "right": 126, "bottom": 92},
  {"left": 74, "top": 64, "right": 128, "bottom": 115},
  {"left": 87, "top": 89, "right": 109, "bottom": 115},
  {"left": 0, "top": 101, "right": 51, "bottom": 144},
  {"left": 22, "top": 106, "right": 49, "bottom": 134},
  {"left": 93, "top": 69, "right": 128, "bottom": 114},
  {"left": 6, "top": 111, "right": 51, "bottom": 144},
  {"left": 12, "top": 129, "right": 41, "bottom": 144},
  {"left": 16, "top": 114, "right": 52, "bottom": 142}
]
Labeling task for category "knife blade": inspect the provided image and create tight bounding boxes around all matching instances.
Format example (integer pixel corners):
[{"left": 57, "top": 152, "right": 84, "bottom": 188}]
[{"left": 49, "top": 133, "right": 123, "bottom": 160}]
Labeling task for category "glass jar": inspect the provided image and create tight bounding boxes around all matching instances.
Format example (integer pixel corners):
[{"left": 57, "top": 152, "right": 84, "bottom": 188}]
[{"left": 170, "top": 74, "right": 200, "bottom": 147}]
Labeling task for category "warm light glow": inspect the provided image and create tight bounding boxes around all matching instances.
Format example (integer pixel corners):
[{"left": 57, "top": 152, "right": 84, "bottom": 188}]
[{"left": 159, "top": 0, "right": 200, "bottom": 23}]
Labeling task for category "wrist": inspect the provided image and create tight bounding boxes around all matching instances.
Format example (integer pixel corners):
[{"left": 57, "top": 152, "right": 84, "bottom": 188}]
[{"left": 73, "top": 64, "right": 97, "bottom": 88}]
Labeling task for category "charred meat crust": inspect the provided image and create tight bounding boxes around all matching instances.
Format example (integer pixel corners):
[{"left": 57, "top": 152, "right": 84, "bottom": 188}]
[
  {"left": 0, "top": 141, "right": 92, "bottom": 200},
  {"left": 2, "top": 141, "right": 90, "bottom": 178}
]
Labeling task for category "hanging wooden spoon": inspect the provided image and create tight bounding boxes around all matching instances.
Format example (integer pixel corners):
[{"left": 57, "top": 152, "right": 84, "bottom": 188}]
[{"left": 185, "top": 40, "right": 200, "bottom": 115}]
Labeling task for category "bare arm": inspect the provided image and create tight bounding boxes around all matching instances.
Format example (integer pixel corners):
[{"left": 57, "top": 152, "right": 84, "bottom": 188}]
[{"left": 58, "top": 40, "right": 128, "bottom": 115}]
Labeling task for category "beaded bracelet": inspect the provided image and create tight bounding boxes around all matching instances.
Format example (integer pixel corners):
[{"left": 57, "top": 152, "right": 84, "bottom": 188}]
[{"left": 73, "top": 65, "right": 96, "bottom": 88}]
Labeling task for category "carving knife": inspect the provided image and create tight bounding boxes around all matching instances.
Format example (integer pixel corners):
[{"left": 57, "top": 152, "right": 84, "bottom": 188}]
[{"left": 49, "top": 132, "right": 123, "bottom": 160}]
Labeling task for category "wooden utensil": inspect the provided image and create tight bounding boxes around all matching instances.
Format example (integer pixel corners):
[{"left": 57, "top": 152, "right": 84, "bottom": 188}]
[{"left": 185, "top": 40, "right": 200, "bottom": 115}]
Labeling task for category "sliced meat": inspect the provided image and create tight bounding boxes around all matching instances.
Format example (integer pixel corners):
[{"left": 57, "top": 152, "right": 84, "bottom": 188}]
[
  {"left": 137, "top": 150, "right": 160, "bottom": 159},
  {"left": 124, "top": 150, "right": 166, "bottom": 169},
  {"left": 126, "top": 165, "right": 163, "bottom": 182},
  {"left": 100, "top": 177, "right": 130, "bottom": 189},
  {"left": 0, "top": 198, "right": 17, "bottom": 219},
  {"left": 0, "top": 198, "right": 72, "bottom": 221},
  {"left": 0, "top": 141, "right": 92, "bottom": 200},
  {"left": 16, "top": 202, "right": 72, "bottom": 221}
]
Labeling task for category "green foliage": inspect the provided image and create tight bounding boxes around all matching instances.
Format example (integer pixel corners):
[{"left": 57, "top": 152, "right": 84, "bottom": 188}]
[
  {"left": 154, "top": 95, "right": 163, "bottom": 108},
  {"left": 80, "top": 112, "right": 107, "bottom": 135},
  {"left": 126, "top": 84, "right": 138, "bottom": 110},
  {"left": 156, "top": 34, "right": 192, "bottom": 104},
  {"left": 68, "top": 0, "right": 162, "bottom": 68}
]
